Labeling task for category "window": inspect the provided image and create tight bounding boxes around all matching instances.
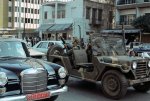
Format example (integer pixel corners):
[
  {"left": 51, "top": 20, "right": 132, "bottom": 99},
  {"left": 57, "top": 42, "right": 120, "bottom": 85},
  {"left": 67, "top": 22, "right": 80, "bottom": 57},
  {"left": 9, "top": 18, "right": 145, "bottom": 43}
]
[
  {"left": 31, "top": 19, "right": 33, "bottom": 24},
  {"left": 31, "top": 9, "right": 33, "bottom": 13},
  {"left": 118, "top": 0, "right": 135, "bottom": 5},
  {"left": 25, "top": 18, "right": 28, "bottom": 23},
  {"left": 25, "top": 8, "right": 27, "bottom": 13},
  {"left": 28, "top": 8, "right": 30, "bottom": 13},
  {"left": 120, "top": 14, "right": 136, "bottom": 25},
  {"left": 21, "top": 18, "right": 24, "bottom": 23},
  {"left": 15, "top": 17, "right": 18, "bottom": 22},
  {"left": 28, "top": 19, "right": 30, "bottom": 23},
  {"left": 35, "top": 9, "right": 37, "bottom": 14},
  {"left": 15, "top": 7, "right": 18, "bottom": 12},
  {"left": 109, "top": 11, "right": 113, "bottom": 23},
  {"left": 92, "top": 8, "right": 97, "bottom": 19},
  {"left": 52, "top": 11, "right": 55, "bottom": 18},
  {"left": 44, "top": 12, "right": 48, "bottom": 19},
  {"left": 98, "top": 9, "right": 102, "bottom": 21},
  {"left": 86, "top": 7, "right": 91, "bottom": 19},
  {"left": 31, "top": 0, "right": 34, "bottom": 3},
  {"left": 22, "top": 0, "right": 24, "bottom": 2},
  {"left": 21, "top": 7, "right": 24, "bottom": 12},
  {"left": 8, "top": 17, "right": 12, "bottom": 22},
  {"left": 9, "top": 7, "right": 12, "bottom": 12}
]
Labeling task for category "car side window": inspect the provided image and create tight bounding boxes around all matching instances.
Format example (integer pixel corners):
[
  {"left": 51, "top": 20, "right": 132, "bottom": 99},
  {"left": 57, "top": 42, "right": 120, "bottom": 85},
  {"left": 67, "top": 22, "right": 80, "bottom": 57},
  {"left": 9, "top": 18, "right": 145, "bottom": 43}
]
[{"left": 37, "top": 42, "right": 48, "bottom": 48}]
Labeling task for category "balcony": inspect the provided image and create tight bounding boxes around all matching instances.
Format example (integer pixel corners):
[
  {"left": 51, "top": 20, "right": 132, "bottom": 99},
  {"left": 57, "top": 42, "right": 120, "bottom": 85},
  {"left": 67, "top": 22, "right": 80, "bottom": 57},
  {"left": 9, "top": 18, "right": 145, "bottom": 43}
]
[
  {"left": 117, "top": 1, "right": 150, "bottom": 10},
  {"left": 89, "top": 18, "right": 103, "bottom": 25}
]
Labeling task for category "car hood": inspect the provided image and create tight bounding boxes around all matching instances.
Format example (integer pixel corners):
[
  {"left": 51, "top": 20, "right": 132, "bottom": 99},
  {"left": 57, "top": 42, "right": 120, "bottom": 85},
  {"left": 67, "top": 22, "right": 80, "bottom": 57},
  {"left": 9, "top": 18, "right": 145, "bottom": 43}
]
[{"left": 0, "top": 58, "right": 55, "bottom": 80}]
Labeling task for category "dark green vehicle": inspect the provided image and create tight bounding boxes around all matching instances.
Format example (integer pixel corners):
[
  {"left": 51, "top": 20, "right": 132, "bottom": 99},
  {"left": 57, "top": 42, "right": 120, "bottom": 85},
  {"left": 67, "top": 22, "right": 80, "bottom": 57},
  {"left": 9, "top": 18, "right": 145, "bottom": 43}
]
[{"left": 47, "top": 33, "right": 150, "bottom": 100}]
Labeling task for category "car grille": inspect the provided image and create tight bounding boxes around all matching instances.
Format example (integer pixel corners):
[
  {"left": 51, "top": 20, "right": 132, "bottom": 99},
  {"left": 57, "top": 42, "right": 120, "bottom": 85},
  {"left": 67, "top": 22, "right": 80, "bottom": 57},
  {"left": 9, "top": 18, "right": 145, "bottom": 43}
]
[
  {"left": 136, "top": 61, "right": 147, "bottom": 79},
  {"left": 21, "top": 68, "right": 47, "bottom": 94}
]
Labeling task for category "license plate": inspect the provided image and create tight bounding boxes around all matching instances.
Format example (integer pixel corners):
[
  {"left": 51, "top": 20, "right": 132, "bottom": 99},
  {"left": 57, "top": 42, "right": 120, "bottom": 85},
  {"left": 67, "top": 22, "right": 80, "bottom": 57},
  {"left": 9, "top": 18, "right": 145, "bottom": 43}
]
[{"left": 26, "top": 91, "right": 50, "bottom": 101}]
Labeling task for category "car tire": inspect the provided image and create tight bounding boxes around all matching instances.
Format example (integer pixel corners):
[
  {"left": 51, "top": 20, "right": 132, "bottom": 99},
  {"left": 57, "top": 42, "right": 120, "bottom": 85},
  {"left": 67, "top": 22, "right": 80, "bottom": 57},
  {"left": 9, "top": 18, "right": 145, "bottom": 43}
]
[
  {"left": 44, "top": 95, "right": 58, "bottom": 101},
  {"left": 133, "top": 82, "right": 150, "bottom": 92},
  {"left": 101, "top": 70, "right": 128, "bottom": 100},
  {"left": 47, "top": 45, "right": 64, "bottom": 61}
]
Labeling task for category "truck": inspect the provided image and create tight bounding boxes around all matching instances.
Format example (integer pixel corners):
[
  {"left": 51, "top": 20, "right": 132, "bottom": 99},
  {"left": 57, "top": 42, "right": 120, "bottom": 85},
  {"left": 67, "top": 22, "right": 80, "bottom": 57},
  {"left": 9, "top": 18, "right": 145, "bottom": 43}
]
[{"left": 47, "top": 32, "right": 150, "bottom": 99}]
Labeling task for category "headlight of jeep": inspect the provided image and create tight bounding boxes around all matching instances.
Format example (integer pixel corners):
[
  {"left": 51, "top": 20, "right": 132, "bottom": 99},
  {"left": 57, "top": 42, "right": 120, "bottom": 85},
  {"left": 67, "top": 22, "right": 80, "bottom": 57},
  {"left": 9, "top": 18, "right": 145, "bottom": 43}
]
[
  {"left": 0, "top": 72, "right": 8, "bottom": 86},
  {"left": 132, "top": 62, "right": 137, "bottom": 69},
  {"left": 148, "top": 61, "right": 150, "bottom": 67},
  {"left": 58, "top": 67, "right": 67, "bottom": 79}
]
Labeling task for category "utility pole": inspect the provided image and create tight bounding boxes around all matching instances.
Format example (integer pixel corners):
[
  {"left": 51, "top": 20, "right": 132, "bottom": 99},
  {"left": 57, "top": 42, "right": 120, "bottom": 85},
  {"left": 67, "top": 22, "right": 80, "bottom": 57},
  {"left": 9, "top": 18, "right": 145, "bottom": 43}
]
[
  {"left": 18, "top": 0, "right": 22, "bottom": 38},
  {"left": 23, "top": 0, "right": 27, "bottom": 39},
  {"left": 122, "top": 22, "right": 126, "bottom": 52}
]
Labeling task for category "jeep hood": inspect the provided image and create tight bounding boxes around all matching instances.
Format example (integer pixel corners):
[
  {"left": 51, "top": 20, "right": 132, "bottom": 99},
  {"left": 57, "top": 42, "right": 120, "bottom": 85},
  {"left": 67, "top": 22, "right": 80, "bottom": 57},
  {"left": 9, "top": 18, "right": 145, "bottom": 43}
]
[{"left": 101, "top": 56, "right": 144, "bottom": 64}]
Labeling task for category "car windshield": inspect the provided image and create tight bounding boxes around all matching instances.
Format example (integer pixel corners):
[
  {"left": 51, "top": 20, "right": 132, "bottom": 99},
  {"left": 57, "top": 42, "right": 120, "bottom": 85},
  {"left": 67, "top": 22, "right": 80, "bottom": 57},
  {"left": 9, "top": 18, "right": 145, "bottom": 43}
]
[
  {"left": 0, "top": 41, "right": 27, "bottom": 58},
  {"left": 92, "top": 34, "right": 126, "bottom": 56}
]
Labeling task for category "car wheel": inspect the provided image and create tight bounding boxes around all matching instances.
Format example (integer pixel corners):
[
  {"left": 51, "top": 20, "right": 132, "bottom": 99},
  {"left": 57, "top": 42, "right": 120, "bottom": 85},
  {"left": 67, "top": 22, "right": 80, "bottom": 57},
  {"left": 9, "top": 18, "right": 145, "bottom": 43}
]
[
  {"left": 101, "top": 70, "right": 128, "bottom": 100},
  {"left": 44, "top": 95, "right": 58, "bottom": 101},
  {"left": 47, "top": 45, "right": 64, "bottom": 61},
  {"left": 133, "top": 82, "right": 150, "bottom": 92}
]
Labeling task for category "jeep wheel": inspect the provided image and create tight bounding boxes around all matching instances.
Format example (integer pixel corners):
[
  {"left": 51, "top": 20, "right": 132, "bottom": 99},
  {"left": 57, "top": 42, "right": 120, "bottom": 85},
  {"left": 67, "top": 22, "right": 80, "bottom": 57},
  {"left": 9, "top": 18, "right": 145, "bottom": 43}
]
[
  {"left": 47, "top": 45, "right": 64, "bottom": 61},
  {"left": 133, "top": 82, "right": 150, "bottom": 92},
  {"left": 101, "top": 70, "right": 128, "bottom": 100}
]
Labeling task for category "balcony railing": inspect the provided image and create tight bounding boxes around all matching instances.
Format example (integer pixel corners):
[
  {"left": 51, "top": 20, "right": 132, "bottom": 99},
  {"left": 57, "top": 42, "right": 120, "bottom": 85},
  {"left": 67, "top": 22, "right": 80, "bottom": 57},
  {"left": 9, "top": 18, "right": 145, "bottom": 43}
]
[
  {"left": 89, "top": 18, "right": 103, "bottom": 25},
  {"left": 117, "top": 0, "right": 136, "bottom": 5}
]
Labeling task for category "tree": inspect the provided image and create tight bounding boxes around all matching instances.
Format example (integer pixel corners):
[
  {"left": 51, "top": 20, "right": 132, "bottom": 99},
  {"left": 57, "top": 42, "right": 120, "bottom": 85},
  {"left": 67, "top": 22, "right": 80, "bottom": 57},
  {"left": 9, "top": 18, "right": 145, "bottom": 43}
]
[{"left": 132, "top": 14, "right": 150, "bottom": 33}]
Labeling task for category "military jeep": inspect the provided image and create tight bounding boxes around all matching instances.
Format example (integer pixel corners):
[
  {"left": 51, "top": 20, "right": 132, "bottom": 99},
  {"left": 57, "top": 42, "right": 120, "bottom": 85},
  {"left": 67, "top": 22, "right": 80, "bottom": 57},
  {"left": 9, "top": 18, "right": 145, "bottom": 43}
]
[{"left": 47, "top": 33, "right": 150, "bottom": 99}]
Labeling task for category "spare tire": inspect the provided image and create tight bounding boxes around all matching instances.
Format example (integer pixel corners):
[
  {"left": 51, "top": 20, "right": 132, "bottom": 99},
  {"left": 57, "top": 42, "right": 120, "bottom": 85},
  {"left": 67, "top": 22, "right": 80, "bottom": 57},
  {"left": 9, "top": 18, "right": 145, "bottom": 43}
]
[{"left": 47, "top": 45, "right": 64, "bottom": 61}]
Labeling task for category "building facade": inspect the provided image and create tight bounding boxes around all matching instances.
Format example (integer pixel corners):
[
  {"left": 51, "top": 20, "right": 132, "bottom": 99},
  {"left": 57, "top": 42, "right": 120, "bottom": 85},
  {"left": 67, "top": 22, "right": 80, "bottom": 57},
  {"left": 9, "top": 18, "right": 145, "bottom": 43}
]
[
  {"left": 115, "top": 0, "right": 150, "bottom": 28},
  {"left": 39, "top": 0, "right": 114, "bottom": 42},
  {"left": 0, "top": 0, "right": 51, "bottom": 38}
]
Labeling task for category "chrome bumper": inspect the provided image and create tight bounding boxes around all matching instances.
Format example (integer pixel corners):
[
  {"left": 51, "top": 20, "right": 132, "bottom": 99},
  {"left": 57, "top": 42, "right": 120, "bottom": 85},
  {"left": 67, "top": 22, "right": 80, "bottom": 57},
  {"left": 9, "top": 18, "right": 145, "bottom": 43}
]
[{"left": 0, "top": 86, "right": 68, "bottom": 101}]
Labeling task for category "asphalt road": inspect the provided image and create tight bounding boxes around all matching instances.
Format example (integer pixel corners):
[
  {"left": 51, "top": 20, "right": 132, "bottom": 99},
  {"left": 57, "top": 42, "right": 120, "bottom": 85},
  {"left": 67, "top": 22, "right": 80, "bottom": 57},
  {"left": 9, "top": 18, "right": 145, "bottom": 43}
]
[{"left": 56, "top": 77, "right": 150, "bottom": 101}]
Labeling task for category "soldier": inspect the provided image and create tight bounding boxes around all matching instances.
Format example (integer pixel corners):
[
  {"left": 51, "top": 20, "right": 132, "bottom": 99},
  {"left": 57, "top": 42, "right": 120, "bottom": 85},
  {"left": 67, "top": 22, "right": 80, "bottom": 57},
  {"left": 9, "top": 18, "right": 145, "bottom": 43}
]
[{"left": 72, "top": 37, "right": 80, "bottom": 49}]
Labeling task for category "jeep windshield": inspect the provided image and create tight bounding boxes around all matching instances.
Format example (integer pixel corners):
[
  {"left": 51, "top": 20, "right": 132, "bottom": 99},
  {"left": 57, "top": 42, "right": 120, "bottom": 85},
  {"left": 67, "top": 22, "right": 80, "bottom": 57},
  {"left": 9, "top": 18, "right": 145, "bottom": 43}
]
[
  {"left": 0, "top": 41, "right": 27, "bottom": 58},
  {"left": 92, "top": 34, "right": 126, "bottom": 56}
]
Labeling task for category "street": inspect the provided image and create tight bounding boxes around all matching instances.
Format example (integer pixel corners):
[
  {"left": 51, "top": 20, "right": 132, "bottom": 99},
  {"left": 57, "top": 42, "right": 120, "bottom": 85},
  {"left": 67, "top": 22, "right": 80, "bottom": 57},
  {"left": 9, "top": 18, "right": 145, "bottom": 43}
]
[{"left": 57, "top": 77, "right": 150, "bottom": 101}]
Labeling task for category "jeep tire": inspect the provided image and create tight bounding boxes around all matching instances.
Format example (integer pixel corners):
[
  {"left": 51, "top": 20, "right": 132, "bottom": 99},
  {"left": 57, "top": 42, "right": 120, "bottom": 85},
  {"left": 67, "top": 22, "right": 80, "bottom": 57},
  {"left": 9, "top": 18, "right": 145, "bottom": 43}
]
[
  {"left": 47, "top": 45, "right": 64, "bottom": 61},
  {"left": 133, "top": 82, "right": 150, "bottom": 92},
  {"left": 101, "top": 70, "right": 128, "bottom": 100}
]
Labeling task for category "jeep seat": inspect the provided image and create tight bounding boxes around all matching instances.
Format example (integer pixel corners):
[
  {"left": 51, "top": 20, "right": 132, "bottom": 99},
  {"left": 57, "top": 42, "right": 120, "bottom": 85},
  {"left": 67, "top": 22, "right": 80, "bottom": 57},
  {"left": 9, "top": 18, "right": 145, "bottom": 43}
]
[{"left": 73, "top": 49, "right": 93, "bottom": 69}]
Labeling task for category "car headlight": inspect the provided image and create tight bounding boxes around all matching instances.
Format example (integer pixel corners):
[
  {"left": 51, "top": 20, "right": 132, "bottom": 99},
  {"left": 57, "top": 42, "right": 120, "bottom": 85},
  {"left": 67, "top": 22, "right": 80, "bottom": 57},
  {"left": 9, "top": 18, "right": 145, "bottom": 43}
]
[
  {"left": 0, "top": 72, "right": 8, "bottom": 86},
  {"left": 148, "top": 61, "right": 150, "bottom": 67},
  {"left": 58, "top": 67, "right": 67, "bottom": 79},
  {"left": 132, "top": 62, "right": 137, "bottom": 69}
]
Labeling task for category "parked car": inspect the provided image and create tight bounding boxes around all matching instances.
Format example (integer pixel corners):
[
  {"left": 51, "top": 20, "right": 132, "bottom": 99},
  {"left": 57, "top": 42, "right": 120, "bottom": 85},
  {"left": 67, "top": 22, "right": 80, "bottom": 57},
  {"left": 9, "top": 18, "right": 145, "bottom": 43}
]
[
  {"left": 28, "top": 48, "right": 46, "bottom": 59},
  {"left": 32, "top": 41, "right": 64, "bottom": 54},
  {"left": 0, "top": 38, "right": 68, "bottom": 101},
  {"left": 132, "top": 43, "right": 150, "bottom": 59},
  {"left": 126, "top": 42, "right": 142, "bottom": 50},
  {"left": 47, "top": 33, "right": 150, "bottom": 99}
]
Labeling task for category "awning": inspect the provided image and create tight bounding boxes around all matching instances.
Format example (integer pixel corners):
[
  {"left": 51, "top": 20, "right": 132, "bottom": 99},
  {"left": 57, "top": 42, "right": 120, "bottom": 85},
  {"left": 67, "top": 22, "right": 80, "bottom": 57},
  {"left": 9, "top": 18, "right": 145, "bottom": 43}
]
[
  {"left": 38, "top": 24, "right": 54, "bottom": 32},
  {"left": 47, "top": 23, "right": 72, "bottom": 32},
  {"left": 101, "top": 29, "right": 141, "bottom": 34}
]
